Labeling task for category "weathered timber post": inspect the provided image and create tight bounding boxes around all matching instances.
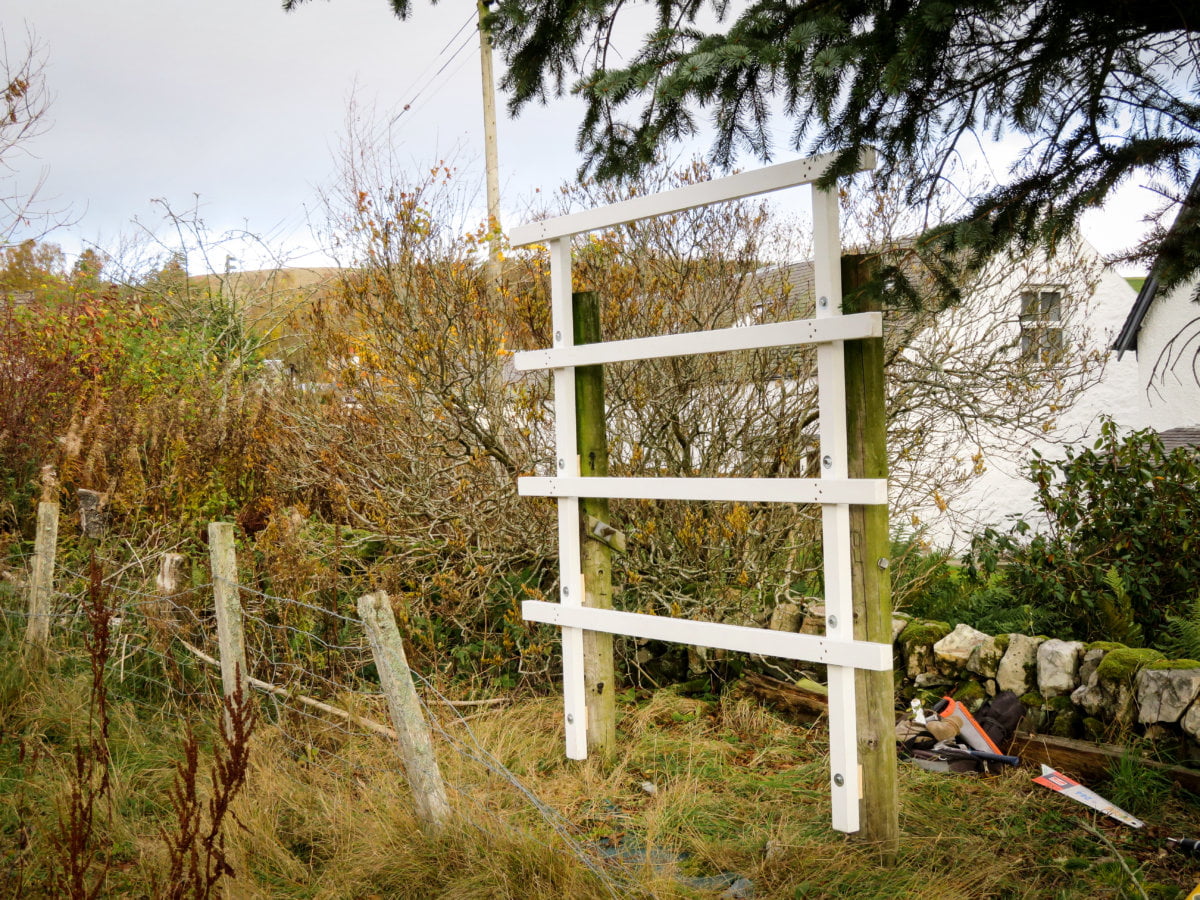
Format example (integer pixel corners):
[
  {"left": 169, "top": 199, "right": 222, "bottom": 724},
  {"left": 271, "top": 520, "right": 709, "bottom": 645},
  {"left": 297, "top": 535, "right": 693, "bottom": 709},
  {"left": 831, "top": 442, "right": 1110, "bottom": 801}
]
[
  {"left": 358, "top": 591, "right": 451, "bottom": 830},
  {"left": 208, "top": 522, "right": 249, "bottom": 727},
  {"left": 842, "top": 254, "right": 899, "bottom": 859},
  {"left": 153, "top": 553, "right": 186, "bottom": 681},
  {"left": 77, "top": 489, "right": 107, "bottom": 539},
  {"left": 23, "top": 500, "right": 60, "bottom": 661},
  {"left": 574, "top": 290, "right": 617, "bottom": 759}
]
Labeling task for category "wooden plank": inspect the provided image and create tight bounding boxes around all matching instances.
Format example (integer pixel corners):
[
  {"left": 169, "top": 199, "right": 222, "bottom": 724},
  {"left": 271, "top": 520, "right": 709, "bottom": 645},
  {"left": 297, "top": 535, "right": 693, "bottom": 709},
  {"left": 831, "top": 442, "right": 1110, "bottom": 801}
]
[
  {"left": 512, "top": 313, "right": 882, "bottom": 372},
  {"left": 813, "top": 184, "right": 859, "bottom": 834},
  {"left": 1013, "top": 732, "right": 1200, "bottom": 794},
  {"left": 510, "top": 149, "right": 876, "bottom": 245},
  {"left": 522, "top": 602, "right": 892, "bottom": 670},
  {"left": 547, "top": 238, "right": 588, "bottom": 759},
  {"left": 519, "top": 475, "right": 887, "bottom": 506},
  {"left": 844, "top": 253, "right": 899, "bottom": 856}
]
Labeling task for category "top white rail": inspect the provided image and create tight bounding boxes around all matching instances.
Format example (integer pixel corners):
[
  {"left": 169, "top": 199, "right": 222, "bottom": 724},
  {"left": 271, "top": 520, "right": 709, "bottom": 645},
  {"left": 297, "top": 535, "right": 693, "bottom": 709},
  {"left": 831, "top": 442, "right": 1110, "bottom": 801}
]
[{"left": 509, "top": 149, "right": 876, "bottom": 247}]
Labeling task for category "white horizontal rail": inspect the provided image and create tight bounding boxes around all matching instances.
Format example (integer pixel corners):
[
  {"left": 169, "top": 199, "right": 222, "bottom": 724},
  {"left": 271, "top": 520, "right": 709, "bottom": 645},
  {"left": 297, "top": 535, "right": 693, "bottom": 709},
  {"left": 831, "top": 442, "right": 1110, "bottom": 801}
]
[
  {"left": 519, "top": 476, "right": 887, "bottom": 506},
  {"left": 523, "top": 602, "right": 892, "bottom": 671},
  {"left": 513, "top": 313, "right": 882, "bottom": 372},
  {"left": 510, "top": 149, "right": 876, "bottom": 246}
]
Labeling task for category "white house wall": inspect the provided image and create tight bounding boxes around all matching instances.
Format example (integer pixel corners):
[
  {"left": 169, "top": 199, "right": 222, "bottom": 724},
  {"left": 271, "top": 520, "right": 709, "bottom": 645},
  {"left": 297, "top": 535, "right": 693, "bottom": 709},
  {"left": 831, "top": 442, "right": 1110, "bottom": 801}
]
[
  {"left": 911, "top": 249, "right": 1143, "bottom": 550},
  {"left": 1136, "top": 275, "right": 1200, "bottom": 431}
]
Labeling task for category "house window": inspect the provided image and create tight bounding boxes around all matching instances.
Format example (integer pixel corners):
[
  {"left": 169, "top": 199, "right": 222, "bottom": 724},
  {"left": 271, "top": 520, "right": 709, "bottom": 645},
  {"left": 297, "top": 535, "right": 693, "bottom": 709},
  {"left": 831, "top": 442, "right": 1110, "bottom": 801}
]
[{"left": 1019, "top": 288, "right": 1063, "bottom": 361}]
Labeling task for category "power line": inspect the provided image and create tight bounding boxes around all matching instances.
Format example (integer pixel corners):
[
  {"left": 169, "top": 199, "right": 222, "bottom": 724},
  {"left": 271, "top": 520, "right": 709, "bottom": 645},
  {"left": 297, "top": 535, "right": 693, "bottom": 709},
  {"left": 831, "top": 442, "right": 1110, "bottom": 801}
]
[{"left": 390, "top": 20, "right": 480, "bottom": 127}]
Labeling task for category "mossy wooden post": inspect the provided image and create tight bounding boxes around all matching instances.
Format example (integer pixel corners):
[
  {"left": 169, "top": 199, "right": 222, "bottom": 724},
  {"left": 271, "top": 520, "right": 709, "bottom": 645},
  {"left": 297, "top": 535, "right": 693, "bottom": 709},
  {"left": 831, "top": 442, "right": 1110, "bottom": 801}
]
[
  {"left": 23, "top": 500, "right": 60, "bottom": 662},
  {"left": 358, "top": 591, "right": 451, "bottom": 830},
  {"left": 574, "top": 290, "right": 617, "bottom": 759},
  {"left": 842, "top": 254, "right": 899, "bottom": 859},
  {"left": 208, "top": 522, "right": 249, "bottom": 728}
]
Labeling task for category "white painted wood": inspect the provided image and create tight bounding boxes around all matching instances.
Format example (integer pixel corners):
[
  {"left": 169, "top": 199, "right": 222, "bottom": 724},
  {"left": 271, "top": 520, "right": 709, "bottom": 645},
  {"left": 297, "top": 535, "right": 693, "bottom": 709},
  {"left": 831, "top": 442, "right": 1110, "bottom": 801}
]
[
  {"left": 513, "top": 313, "right": 882, "bottom": 372},
  {"left": 811, "top": 185, "right": 862, "bottom": 834},
  {"left": 358, "top": 592, "right": 452, "bottom": 830},
  {"left": 519, "top": 475, "right": 887, "bottom": 506},
  {"left": 547, "top": 237, "right": 588, "bottom": 758},
  {"left": 828, "top": 665, "right": 860, "bottom": 832},
  {"left": 510, "top": 149, "right": 876, "bottom": 246},
  {"left": 522, "top": 602, "right": 892, "bottom": 671},
  {"left": 520, "top": 154, "right": 892, "bottom": 834}
]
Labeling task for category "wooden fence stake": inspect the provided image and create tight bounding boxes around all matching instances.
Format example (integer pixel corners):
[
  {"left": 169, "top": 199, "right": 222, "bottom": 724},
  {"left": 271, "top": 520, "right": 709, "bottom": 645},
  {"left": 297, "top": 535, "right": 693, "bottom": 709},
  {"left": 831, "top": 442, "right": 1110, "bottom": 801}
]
[
  {"left": 843, "top": 255, "right": 899, "bottom": 860},
  {"left": 23, "top": 500, "right": 60, "bottom": 661},
  {"left": 208, "top": 522, "right": 249, "bottom": 726},
  {"left": 573, "top": 290, "right": 618, "bottom": 759},
  {"left": 358, "top": 591, "right": 451, "bottom": 830}
]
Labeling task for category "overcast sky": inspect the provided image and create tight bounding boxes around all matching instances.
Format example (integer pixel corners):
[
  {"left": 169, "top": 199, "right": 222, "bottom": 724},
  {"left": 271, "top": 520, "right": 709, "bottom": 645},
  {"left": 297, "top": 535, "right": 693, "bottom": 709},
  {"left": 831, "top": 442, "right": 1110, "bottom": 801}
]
[{"left": 6, "top": 0, "right": 1158, "bottom": 273}]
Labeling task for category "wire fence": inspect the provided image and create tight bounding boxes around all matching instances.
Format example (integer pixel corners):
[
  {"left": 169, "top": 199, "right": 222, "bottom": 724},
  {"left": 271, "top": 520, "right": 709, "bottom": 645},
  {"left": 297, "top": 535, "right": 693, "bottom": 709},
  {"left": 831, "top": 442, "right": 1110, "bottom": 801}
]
[{"left": 1, "top": 529, "right": 636, "bottom": 897}]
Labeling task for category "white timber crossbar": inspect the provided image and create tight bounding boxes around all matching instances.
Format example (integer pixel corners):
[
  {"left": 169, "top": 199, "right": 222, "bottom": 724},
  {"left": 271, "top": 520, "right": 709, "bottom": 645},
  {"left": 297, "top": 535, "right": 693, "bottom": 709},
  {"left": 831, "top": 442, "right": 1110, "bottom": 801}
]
[{"left": 512, "top": 148, "right": 886, "bottom": 834}]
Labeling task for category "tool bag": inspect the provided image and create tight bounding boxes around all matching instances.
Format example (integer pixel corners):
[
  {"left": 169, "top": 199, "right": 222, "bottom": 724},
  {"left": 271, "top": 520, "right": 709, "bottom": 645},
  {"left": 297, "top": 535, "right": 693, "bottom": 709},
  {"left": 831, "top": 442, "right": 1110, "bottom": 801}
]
[{"left": 898, "top": 691, "right": 1025, "bottom": 773}]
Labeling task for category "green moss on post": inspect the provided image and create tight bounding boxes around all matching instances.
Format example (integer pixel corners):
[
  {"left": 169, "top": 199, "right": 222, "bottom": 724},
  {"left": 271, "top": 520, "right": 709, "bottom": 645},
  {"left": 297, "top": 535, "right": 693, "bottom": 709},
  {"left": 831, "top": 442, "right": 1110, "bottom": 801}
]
[
  {"left": 574, "top": 291, "right": 617, "bottom": 761},
  {"left": 844, "top": 255, "right": 898, "bottom": 860}
]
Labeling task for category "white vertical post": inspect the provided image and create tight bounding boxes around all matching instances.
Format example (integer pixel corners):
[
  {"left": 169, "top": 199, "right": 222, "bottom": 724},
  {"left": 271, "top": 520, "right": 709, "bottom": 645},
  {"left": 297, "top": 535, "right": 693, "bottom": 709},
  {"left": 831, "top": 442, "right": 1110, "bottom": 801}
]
[
  {"left": 813, "top": 185, "right": 859, "bottom": 833},
  {"left": 548, "top": 237, "right": 588, "bottom": 759}
]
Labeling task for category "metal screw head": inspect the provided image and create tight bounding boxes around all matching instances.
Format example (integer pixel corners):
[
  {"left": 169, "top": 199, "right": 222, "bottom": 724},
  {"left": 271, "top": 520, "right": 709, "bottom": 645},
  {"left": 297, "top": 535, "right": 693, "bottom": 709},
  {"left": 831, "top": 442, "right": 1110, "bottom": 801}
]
[
  {"left": 878, "top": 557, "right": 890, "bottom": 570},
  {"left": 827, "top": 614, "right": 838, "bottom": 629},
  {"left": 833, "top": 773, "right": 845, "bottom": 787},
  {"left": 822, "top": 455, "right": 833, "bottom": 469},
  {"left": 818, "top": 296, "right": 829, "bottom": 308},
  {"left": 558, "top": 458, "right": 565, "bottom": 469},
  {"left": 554, "top": 330, "right": 563, "bottom": 342},
  {"left": 562, "top": 586, "right": 570, "bottom": 597},
  {"left": 566, "top": 713, "right": 574, "bottom": 724}
]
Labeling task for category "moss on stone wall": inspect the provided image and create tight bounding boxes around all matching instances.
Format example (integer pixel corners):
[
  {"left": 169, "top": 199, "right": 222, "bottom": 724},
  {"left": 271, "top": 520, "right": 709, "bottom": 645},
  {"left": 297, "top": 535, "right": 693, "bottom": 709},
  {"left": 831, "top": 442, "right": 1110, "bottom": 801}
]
[
  {"left": 1095, "top": 648, "right": 1165, "bottom": 683},
  {"left": 1145, "top": 658, "right": 1200, "bottom": 670},
  {"left": 898, "top": 620, "right": 951, "bottom": 646}
]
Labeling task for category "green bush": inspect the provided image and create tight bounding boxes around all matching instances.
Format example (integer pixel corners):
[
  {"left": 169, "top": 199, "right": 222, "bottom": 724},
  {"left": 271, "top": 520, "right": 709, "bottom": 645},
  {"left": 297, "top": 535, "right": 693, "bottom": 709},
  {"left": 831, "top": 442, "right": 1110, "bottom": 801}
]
[{"left": 966, "top": 420, "right": 1200, "bottom": 646}]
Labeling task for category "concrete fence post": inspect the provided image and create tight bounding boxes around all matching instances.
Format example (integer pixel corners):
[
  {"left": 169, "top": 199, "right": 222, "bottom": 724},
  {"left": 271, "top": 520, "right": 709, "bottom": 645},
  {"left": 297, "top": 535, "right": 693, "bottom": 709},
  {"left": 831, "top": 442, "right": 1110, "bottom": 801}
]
[
  {"left": 358, "top": 591, "right": 451, "bottom": 830},
  {"left": 208, "top": 522, "right": 249, "bottom": 727},
  {"left": 23, "top": 500, "right": 60, "bottom": 661}
]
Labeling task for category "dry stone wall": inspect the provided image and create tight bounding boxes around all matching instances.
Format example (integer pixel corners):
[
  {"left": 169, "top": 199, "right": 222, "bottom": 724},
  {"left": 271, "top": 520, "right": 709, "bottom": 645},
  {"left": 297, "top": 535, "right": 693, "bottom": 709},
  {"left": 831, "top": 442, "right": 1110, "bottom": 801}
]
[{"left": 896, "top": 619, "right": 1200, "bottom": 757}]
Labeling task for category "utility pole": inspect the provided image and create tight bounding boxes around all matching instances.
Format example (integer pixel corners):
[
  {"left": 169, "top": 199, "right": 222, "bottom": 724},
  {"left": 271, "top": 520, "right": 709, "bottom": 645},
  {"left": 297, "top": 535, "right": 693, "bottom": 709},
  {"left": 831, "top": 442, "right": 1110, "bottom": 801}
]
[{"left": 478, "top": 0, "right": 502, "bottom": 283}]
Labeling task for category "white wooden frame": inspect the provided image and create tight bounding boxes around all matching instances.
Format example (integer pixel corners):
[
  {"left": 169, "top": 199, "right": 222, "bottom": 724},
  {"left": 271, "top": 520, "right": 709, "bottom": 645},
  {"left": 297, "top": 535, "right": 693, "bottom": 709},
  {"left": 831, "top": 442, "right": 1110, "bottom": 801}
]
[{"left": 511, "top": 149, "right": 887, "bottom": 833}]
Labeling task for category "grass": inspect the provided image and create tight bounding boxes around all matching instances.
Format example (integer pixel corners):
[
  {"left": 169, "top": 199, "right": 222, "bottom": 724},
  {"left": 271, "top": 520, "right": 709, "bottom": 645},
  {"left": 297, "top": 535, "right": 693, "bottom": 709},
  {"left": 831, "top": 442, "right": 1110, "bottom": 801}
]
[{"left": 2, "top": 627, "right": 1200, "bottom": 898}]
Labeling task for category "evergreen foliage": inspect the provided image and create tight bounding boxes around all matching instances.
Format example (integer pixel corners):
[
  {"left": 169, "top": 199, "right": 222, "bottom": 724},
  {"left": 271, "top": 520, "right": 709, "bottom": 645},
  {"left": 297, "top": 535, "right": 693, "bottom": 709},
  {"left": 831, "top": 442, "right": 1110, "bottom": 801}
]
[{"left": 285, "top": 0, "right": 1200, "bottom": 301}]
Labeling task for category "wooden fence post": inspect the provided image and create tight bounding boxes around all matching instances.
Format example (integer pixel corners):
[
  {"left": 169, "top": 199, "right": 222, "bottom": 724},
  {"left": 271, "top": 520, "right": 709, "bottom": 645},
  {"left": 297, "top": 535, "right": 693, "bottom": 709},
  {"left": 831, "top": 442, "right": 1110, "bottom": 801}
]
[
  {"left": 23, "top": 500, "right": 60, "bottom": 661},
  {"left": 843, "top": 255, "right": 899, "bottom": 859},
  {"left": 208, "top": 523, "right": 249, "bottom": 724},
  {"left": 358, "top": 591, "right": 451, "bottom": 830},
  {"left": 574, "top": 290, "right": 617, "bottom": 759}
]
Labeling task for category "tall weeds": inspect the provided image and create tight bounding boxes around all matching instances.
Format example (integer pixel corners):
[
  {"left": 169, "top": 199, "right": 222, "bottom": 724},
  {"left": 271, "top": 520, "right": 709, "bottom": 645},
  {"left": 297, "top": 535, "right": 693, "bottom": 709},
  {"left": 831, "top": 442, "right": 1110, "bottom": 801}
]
[
  {"left": 157, "top": 680, "right": 256, "bottom": 900},
  {"left": 46, "top": 556, "right": 113, "bottom": 899}
]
